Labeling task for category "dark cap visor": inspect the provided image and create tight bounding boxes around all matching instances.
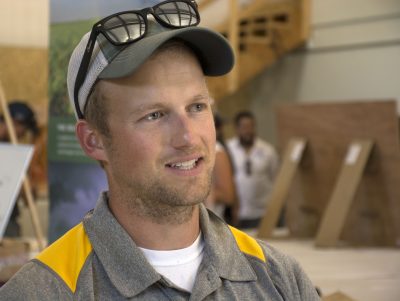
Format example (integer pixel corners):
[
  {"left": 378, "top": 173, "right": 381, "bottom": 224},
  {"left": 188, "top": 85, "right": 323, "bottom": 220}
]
[{"left": 99, "top": 26, "right": 234, "bottom": 79}]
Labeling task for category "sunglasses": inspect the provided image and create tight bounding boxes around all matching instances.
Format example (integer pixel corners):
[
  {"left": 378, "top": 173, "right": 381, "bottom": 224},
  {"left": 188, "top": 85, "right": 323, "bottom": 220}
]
[{"left": 73, "top": 0, "right": 200, "bottom": 119}]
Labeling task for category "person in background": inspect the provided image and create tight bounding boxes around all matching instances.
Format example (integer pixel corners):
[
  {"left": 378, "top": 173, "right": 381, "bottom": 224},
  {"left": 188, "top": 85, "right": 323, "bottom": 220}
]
[
  {"left": 0, "top": 2, "right": 318, "bottom": 299},
  {"left": 0, "top": 101, "right": 39, "bottom": 237},
  {"left": 227, "top": 110, "right": 279, "bottom": 230},
  {"left": 205, "top": 113, "right": 238, "bottom": 225}
]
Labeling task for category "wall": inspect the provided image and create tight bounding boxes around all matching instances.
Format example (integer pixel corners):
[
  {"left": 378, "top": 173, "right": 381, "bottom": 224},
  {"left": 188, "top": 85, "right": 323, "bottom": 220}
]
[
  {"left": 0, "top": 0, "right": 49, "bottom": 123},
  {"left": 0, "top": 0, "right": 48, "bottom": 48},
  {"left": 217, "top": 0, "right": 400, "bottom": 146}
]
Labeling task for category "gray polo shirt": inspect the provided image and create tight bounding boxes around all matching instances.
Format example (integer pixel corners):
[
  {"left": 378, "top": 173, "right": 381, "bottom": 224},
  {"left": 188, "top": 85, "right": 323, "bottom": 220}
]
[{"left": 0, "top": 193, "right": 320, "bottom": 300}]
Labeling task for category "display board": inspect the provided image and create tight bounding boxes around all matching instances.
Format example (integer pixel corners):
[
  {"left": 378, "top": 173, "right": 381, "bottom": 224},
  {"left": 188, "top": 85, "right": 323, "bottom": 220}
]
[
  {"left": 0, "top": 143, "right": 34, "bottom": 239},
  {"left": 48, "top": 0, "right": 151, "bottom": 242},
  {"left": 276, "top": 100, "right": 400, "bottom": 246}
]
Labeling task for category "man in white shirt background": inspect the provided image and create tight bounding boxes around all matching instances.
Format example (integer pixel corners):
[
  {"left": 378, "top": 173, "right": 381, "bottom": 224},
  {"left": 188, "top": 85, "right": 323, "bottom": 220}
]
[{"left": 227, "top": 110, "right": 279, "bottom": 230}]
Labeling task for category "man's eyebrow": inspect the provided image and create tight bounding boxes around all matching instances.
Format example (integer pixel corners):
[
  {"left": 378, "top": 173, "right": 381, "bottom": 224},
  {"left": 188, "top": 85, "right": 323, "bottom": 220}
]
[
  {"left": 191, "top": 93, "right": 211, "bottom": 102},
  {"left": 134, "top": 102, "right": 166, "bottom": 114},
  {"left": 131, "top": 94, "right": 211, "bottom": 115}
]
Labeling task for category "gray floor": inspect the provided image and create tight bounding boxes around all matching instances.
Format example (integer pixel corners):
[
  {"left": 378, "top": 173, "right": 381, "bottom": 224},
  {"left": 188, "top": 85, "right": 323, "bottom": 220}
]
[{"left": 264, "top": 238, "right": 400, "bottom": 301}]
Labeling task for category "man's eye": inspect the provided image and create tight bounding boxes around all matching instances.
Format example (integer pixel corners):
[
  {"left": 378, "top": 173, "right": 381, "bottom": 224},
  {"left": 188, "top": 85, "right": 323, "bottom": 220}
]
[
  {"left": 189, "top": 103, "right": 207, "bottom": 112},
  {"left": 145, "top": 111, "right": 164, "bottom": 121}
]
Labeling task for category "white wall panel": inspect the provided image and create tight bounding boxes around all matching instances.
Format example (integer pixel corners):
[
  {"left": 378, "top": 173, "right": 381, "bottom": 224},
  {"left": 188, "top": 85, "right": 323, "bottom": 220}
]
[
  {"left": 312, "top": 0, "right": 400, "bottom": 24},
  {"left": 0, "top": 0, "right": 49, "bottom": 47}
]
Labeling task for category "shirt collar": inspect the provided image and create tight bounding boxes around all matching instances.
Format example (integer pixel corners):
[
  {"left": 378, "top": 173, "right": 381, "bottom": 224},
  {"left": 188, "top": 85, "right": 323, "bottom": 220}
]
[
  {"left": 199, "top": 205, "right": 257, "bottom": 282},
  {"left": 83, "top": 193, "right": 257, "bottom": 298},
  {"left": 83, "top": 192, "right": 161, "bottom": 298}
]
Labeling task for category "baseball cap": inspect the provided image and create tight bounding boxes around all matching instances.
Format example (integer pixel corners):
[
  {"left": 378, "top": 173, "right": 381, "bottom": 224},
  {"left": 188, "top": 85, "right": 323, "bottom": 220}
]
[{"left": 67, "top": 16, "right": 235, "bottom": 119}]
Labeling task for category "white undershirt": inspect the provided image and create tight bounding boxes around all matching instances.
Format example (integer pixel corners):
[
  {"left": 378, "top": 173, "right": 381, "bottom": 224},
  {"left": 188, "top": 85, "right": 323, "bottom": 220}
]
[{"left": 139, "top": 233, "right": 204, "bottom": 292}]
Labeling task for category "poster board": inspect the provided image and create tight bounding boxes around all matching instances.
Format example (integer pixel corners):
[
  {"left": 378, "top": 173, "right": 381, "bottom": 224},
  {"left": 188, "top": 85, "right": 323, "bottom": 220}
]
[
  {"left": 0, "top": 143, "right": 34, "bottom": 239},
  {"left": 276, "top": 100, "right": 400, "bottom": 246}
]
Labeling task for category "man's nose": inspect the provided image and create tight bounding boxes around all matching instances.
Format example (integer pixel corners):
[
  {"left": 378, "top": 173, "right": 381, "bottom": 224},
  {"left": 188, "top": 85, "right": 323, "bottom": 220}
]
[{"left": 170, "top": 114, "right": 197, "bottom": 149}]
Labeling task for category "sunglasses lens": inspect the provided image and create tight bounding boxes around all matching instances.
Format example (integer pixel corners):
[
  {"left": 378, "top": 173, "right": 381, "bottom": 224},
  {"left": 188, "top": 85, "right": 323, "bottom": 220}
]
[
  {"left": 155, "top": 1, "right": 199, "bottom": 27},
  {"left": 103, "top": 13, "right": 146, "bottom": 44}
]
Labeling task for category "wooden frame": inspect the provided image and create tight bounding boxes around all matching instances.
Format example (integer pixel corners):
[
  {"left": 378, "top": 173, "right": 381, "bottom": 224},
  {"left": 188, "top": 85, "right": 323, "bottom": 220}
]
[
  {"left": 315, "top": 140, "right": 374, "bottom": 247},
  {"left": 257, "top": 138, "right": 307, "bottom": 238}
]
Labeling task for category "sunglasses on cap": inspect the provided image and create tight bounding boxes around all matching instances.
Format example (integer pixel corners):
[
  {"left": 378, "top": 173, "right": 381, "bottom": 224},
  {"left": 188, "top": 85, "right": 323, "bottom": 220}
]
[{"left": 74, "top": 0, "right": 200, "bottom": 119}]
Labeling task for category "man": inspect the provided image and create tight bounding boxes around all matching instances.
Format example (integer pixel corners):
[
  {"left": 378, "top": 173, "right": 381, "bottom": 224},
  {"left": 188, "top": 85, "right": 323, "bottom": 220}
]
[
  {"left": 227, "top": 111, "right": 279, "bottom": 229},
  {"left": 0, "top": 1, "right": 319, "bottom": 300}
]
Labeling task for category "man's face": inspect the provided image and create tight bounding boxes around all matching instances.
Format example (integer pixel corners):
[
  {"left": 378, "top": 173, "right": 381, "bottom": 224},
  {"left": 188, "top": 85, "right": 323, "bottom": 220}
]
[
  {"left": 13, "top": 121, "right": 28, "bottom": 139},
  {"left": 0, "top": 120, "right": 27, "bottom": 141},
  {"left": 98, "top": 46, "right": 216, "bottom": 215},
  {"left": 236, "top": 117, "right": 256, "bottom": 147}
]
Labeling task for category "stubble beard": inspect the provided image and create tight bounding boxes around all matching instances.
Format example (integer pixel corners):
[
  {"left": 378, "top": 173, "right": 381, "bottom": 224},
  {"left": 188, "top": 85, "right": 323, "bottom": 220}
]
[{"left": 122, "top": 166, "right": 213, "bottom": 225}]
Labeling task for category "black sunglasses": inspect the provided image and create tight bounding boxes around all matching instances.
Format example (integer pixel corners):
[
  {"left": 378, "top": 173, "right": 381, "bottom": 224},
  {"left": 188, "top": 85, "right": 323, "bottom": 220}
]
[{"left": 74, "top": 0, "right": 200, "bottom": 119}]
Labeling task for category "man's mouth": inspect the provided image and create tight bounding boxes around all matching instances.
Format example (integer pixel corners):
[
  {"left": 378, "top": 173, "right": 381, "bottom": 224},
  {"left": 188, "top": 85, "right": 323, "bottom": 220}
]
[{"left": 166, "top": 158, "right": 203, "bottom": 170}]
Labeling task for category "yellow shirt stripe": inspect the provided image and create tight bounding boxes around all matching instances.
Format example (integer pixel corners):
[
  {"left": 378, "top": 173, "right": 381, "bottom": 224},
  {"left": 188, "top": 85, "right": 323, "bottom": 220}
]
[
  {"left": 35, "top": 223, "right": 263, "bottom": 292},
  {"left": 229, "top": 226, "right": 266, "bottom": 262},
  {"left": 36, "top": 222, "right": 92, "bottom": 292}
]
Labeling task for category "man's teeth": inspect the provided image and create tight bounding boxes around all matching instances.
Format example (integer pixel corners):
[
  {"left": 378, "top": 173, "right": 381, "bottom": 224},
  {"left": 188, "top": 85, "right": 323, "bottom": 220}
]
[{"left": 170, "top": 159, "right": 198, "bottom": 170}]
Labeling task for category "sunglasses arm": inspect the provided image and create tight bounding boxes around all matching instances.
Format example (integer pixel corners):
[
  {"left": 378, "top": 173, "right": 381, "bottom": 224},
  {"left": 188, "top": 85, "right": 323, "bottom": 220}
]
[{"left": 74, "top": 28, "right": 100, "bottom": 119}]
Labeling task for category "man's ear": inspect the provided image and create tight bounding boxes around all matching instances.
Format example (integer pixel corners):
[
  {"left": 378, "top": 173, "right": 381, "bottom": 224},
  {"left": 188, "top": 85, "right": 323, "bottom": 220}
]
[{"left": 76, "top": 120, "right": 108, "bottom": 162}]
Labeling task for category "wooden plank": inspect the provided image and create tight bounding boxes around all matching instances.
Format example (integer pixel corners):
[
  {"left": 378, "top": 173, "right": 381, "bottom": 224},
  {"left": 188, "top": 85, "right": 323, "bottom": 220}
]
[
  {"left": 0, "top": 46, "right": 48, "bottom": 124},
  {"left": 315, "top": 140, "right": 373, "bottom": 247},
  {"left": 242, "top": 36, "right": 272, "bottom": 45},
  {"left": 258, "top": 138, "right": 307, "bottom": 238}
]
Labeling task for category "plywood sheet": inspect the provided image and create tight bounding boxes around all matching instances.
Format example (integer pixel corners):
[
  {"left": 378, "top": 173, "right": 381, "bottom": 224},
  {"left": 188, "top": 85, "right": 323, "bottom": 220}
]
[
  {"left": 0, "top": 46, "right": 48, "bottom": 124},
  {"left": 277, "top": 101, "right": 400, "bottom": 246}
]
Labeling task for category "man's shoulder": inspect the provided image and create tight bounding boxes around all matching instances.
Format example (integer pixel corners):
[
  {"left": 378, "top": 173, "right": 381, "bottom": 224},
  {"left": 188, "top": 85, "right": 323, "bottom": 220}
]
[
  {"left": 227, "top": 226, "right": 296, "bottom": 270},
  {"left": 0, "top": 260, "right": 73, "bottom": 300},
  {"left": 228, "top": 226, "right": 266, "bottom": 263},
  {"left": 0, "top": 223, "right": 93, "bottom": 299},
  {"left": 35, "top": 222, "right": 93, "bottom": 293},
  {"left": 255, "top": 239, "right": 320, "bottom": 299},
  {"left": 226, "top": 226, "right": 319, "bottom": 300}
]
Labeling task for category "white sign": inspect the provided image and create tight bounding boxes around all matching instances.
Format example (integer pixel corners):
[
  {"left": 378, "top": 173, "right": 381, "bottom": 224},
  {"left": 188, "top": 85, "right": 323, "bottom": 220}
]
[
  {"left": 290, "top": 140, "right": 306, "bottom": 163},
  {"left": 345, "top": 143, "right": 361, "bottom": 165},
  {"left": 0, "top": 143, "right": 34, "bottom": 239}
]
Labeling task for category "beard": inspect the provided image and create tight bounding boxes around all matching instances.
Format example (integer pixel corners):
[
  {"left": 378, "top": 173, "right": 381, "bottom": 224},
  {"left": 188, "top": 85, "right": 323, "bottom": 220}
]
[
  {"left": 104, "top": 134, "right": 215, "bottom": 225},
  {"left": 120, "top": 165, "right": 213, "bottom": 225},
  {"left": 239, "top": 136, "right": 254, "bottom": 147}
]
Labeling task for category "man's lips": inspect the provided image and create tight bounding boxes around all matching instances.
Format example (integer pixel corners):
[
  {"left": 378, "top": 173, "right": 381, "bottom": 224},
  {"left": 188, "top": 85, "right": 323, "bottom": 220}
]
[{"left": 165, "top": 155, "right": 204, "bottom": 171}]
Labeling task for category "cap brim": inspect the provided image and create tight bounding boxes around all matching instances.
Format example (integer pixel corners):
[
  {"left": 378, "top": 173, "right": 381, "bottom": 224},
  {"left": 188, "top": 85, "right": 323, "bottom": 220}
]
[{"left": 99, "top": 26, "right": 234, "bottom": 79}]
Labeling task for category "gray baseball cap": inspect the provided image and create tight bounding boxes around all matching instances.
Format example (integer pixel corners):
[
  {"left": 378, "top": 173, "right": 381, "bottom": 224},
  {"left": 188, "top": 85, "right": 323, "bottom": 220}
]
[{"left": 67, "top": 18, "right": 235, "bottom": 119}]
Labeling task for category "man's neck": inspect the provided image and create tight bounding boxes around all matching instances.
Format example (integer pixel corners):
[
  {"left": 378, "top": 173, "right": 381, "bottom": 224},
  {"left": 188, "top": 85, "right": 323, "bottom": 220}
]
[{"left": 108, "top": 195, "right": 201, "bottom": 250}]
